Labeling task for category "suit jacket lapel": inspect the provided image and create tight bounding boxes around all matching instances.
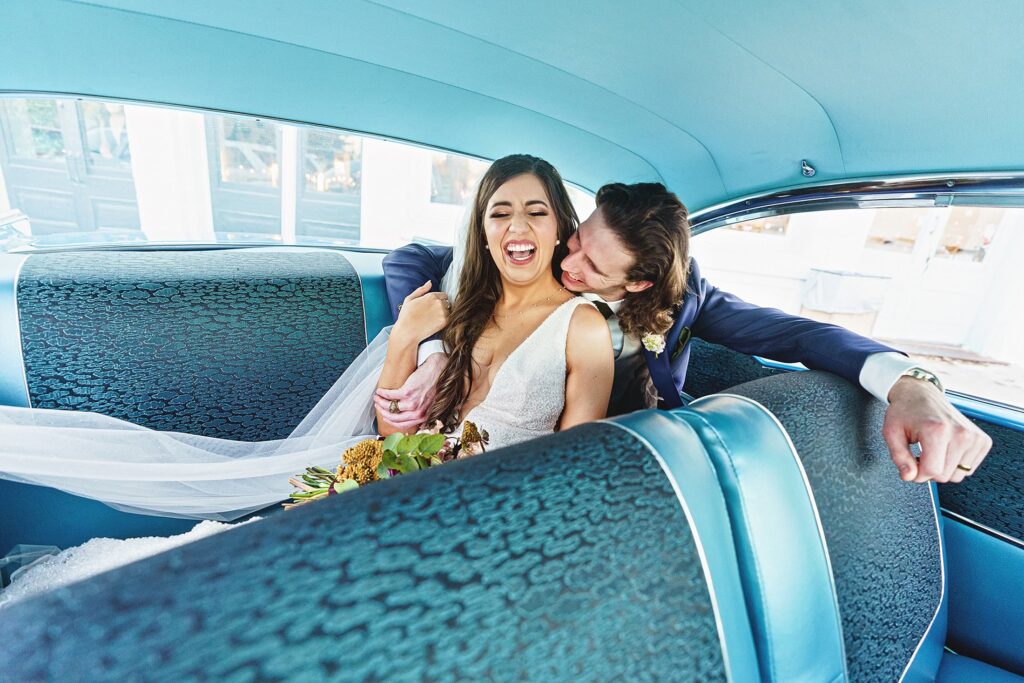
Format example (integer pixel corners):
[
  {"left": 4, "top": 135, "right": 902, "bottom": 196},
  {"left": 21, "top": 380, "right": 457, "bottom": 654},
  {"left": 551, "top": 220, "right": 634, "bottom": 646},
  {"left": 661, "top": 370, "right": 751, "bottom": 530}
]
[{"left": 645, "top": 312, "right": 690, "bottom": 408}]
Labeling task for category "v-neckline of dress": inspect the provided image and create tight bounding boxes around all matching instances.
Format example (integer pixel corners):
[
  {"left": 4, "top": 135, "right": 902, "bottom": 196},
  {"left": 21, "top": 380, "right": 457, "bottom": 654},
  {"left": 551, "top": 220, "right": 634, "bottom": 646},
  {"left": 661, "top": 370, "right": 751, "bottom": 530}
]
[{"left": 462, "top": 296, "right": 578, "bottom": 418}]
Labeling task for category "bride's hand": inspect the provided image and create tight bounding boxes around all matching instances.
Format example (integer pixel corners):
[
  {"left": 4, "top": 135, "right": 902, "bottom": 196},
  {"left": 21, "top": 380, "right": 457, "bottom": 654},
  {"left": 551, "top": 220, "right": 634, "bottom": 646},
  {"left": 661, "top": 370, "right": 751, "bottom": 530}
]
[{"left": 392, "top": 281, "right": 450, "bottom": 346}]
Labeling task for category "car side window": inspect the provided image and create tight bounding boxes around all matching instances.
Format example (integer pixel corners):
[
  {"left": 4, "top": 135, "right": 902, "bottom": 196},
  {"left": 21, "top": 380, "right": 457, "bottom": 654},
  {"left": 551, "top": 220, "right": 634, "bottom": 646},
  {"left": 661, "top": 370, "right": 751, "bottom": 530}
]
[
  {"left": 0, "top": 96, "right": 594, "bottom": 251},
  {"left": 691, "top": 207, "right": 1024, "bottom": 409}
]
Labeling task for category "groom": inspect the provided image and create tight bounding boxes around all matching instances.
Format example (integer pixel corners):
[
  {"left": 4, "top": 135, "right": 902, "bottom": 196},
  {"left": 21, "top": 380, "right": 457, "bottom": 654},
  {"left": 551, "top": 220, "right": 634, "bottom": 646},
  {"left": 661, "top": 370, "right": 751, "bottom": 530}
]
[{"left": 377, "top": 182, "right": 991, "bottom": 484}]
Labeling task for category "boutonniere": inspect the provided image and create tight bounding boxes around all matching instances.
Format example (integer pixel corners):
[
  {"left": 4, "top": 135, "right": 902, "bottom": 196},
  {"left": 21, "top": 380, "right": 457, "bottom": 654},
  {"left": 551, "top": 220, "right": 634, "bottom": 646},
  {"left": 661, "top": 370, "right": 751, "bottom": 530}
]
[{"left": 641, "top": 331, "right": 666, "bottom": 357}]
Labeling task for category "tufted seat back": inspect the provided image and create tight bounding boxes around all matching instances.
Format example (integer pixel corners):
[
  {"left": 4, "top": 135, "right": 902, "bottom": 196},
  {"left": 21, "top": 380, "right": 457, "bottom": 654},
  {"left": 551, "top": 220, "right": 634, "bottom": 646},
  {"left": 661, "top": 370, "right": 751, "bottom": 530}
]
[
  {"left": 14, "top": 250, "right": 371, "bottom": 440},
  {"left": 0, "top": 420, "right": 762, "bottom": 681},
  {"left": 724, "top": 371, "right": 946, "bottom": 682},
  {"left": 0, "top": 248, "right": 388, "bottom": 554}
]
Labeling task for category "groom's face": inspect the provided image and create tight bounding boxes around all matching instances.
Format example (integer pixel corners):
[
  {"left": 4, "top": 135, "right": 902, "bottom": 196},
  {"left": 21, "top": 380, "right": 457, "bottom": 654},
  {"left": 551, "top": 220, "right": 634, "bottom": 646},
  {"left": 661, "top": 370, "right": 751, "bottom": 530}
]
[{"left": 560, "top": 207, "right": 637, "bottom": 301}]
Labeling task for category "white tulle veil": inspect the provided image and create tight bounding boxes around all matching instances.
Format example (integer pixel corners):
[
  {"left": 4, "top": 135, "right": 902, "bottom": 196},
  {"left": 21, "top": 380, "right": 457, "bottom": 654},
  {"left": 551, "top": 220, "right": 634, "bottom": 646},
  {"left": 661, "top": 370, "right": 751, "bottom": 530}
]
[{"left": 0, "top": 189, "right": 480, "bottom": 523}]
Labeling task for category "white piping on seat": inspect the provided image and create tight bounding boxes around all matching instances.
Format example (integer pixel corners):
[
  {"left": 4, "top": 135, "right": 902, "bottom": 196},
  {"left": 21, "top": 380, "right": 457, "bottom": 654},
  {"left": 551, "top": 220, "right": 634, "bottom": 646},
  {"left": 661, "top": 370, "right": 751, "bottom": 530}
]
[
  {"left": 700, "top": 392, "right": 850, "bottom": 682},
  {"left": 602, "top": 419, "right": 738, "bottom": 683}
]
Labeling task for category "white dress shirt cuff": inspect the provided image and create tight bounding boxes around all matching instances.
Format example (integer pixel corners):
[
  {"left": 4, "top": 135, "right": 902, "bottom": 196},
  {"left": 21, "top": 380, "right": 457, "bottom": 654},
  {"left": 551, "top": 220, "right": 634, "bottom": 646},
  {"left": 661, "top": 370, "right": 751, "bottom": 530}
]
[
  {"left": 859, "top": 352, "right": 936, "bottom": 403},
  {"left": 417, "top": 339, "right": 446, "bottom": 366}
]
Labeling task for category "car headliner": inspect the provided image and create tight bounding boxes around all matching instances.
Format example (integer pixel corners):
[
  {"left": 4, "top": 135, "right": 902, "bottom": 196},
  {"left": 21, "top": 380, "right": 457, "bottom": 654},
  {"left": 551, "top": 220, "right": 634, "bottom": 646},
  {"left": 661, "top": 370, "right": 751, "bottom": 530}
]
[{"left": 1, "top": 0, "right": 1022, "bottom": 212}]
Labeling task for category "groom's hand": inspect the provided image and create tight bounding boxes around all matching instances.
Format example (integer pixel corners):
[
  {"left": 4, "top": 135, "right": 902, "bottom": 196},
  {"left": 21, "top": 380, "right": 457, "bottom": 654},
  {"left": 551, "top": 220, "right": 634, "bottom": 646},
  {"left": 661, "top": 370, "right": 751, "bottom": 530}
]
[
  {"left": 882, "top": 377, "right": 992, "bottom": 484},
  {"left": 375, "top": 352, "right": 447, "bottom": 431}
]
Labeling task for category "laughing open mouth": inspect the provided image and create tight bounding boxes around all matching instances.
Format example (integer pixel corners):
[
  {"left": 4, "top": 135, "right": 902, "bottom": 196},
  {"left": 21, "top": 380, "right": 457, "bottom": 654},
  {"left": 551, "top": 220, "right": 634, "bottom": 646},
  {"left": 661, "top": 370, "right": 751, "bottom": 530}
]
[{"left": 504, "top": 240, "right": 537, "bottom": 264}]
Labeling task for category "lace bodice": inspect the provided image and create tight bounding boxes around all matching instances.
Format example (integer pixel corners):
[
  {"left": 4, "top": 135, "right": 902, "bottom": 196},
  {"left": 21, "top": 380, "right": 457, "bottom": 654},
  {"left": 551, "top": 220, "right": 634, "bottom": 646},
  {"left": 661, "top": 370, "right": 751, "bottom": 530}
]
[{"left": 457, "top": 297, "right": 593, "bottom": 450}]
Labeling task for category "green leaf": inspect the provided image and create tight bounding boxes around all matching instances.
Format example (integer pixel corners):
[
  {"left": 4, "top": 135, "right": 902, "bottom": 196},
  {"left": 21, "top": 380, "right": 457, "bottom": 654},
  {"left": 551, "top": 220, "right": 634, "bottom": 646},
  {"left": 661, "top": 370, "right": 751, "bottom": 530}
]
[
  {"left": 418, "top": 433, "right": 446, "bottom": 455},
  {"left": 334, "top": 479, "right": 360, "bottom": 493},
  {"left": 382, "top": 433, "right": 403, "bottom": 453},
  {"left": 397, "top": 434, "right": 424, "bottom": 454},
  {"left": 381, "top": 450, "right": 399, "bottom": 469},
  {"left": 376, "top": 462, "right": 391, "bottom": 479},
  {"left": 397, "top": 453, "right": 420, "bottom": 473}
]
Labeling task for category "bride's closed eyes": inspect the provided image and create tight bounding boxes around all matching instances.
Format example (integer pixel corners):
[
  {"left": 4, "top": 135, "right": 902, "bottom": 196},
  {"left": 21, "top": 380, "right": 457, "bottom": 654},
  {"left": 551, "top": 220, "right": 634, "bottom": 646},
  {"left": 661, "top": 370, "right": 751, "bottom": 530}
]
[{"left": 488, "top": 199, "right": 551, "bottom": 219}]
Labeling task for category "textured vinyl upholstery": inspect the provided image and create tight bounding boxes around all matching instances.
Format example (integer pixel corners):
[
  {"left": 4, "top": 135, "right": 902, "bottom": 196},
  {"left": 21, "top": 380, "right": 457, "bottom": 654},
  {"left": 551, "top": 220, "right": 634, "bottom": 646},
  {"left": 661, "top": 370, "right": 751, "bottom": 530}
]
[
  {"left": 18, "top": 250, "right": 368, "bottom": 441},
  {"left": 938, "top": 420, "right": 1024, "bottom": 547},
  {"left": 682, "top": 338, "right": 790, "bottom": 400},
  {"left": 726, "top": 371, "right": 944, "bottom": 682},
  {"left": 0, "top": 422, "right": 758, "bottom": 682},
  {"left": 1, "top": 248, "right": 384, "bottom": 555}
]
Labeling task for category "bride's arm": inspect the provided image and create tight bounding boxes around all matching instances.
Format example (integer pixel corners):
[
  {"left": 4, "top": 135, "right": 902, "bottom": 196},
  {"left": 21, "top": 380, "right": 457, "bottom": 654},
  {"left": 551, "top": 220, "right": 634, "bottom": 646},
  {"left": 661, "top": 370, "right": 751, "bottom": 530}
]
[
  {"left": 376, "top": 281, "right": 449, "bottom": 437},
  {"left": 559, "top": 305, "right": 614, "bottom": 431}
]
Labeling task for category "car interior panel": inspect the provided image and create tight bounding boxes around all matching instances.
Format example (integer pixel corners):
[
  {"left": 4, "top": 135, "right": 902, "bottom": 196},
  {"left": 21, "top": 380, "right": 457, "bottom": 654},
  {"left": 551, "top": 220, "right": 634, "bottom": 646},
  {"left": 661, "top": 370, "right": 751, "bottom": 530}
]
[{"left": 1, "top": 1, "right": 1022, "bottom": 680}]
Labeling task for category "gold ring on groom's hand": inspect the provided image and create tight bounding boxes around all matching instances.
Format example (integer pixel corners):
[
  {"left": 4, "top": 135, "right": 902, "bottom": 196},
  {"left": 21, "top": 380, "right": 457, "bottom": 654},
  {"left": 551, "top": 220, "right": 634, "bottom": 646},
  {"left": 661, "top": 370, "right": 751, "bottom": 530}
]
[
  {"left": 956, "top": 463, "right": 973, "bottom": 472},
  {"left": 389, "top": 400, "right": 401, "bottom": 414}
]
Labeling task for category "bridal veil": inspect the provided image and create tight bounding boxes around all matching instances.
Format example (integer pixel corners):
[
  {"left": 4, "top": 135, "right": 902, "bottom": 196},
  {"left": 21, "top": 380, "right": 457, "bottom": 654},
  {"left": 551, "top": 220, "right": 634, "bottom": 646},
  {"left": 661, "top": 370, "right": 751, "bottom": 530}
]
[{"left": 0, "top": 193, "right": 475, "bottom": 521}]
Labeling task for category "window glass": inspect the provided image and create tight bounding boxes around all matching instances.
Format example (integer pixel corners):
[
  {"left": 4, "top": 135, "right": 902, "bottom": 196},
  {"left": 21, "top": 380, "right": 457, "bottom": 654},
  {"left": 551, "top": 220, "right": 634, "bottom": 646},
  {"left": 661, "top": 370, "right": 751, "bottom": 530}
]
[
  {"left": 727, "top": 215, "right": 789, "bottom": 235},
  {"left": 216, "top": 118, "right": 280, "bottom": 187},
  {"left": 303, "top": 130, "right": 361, "bottom": 195},
  {"left": 81, "top": 101, "right": 131, "bottom": 164},
  {"left": 693, "top": 206, "right": 1024, "bottom": 409},
  {"left": 0, "top": 96, "right": 595, "bottom": 251},
  {"left": 5, "top": 99, "right": 65, "bottom": 160},
  {"left": 431, "top": 153, "right": 488, "bottom": 205}
]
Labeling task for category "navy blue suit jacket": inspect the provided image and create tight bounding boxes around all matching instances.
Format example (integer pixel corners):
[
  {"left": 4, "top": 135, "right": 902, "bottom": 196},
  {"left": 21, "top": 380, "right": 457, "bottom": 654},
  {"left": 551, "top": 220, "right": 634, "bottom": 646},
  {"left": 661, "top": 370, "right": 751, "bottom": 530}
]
[{"left": 382, "top": 243, "right": 896, "bottom": 408}]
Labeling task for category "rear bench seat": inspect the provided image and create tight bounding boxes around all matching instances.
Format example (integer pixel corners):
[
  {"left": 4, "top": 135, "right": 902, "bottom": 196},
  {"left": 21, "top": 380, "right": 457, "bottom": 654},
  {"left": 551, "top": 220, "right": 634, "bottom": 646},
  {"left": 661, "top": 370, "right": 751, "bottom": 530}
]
[
  {"left": 0, "top": 417, "right": 765, "bottom": 681},
  {"left": 0, "top": 247, "right": 390, "bottom": 554}
]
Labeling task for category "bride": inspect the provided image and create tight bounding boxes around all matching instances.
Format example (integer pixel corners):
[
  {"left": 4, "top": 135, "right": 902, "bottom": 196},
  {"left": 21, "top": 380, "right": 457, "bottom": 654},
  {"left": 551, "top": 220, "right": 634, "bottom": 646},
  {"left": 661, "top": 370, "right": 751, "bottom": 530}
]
[{"left": 0, "top": 154, "right": 614, "bottom": 526}]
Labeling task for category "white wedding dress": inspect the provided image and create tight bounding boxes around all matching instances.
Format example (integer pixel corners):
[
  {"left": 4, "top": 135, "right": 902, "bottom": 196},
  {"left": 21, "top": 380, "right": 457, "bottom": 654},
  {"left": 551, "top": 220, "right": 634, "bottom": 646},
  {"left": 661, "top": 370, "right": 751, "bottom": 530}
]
[
  {"left": 459, "top": 297, "right": 591, "bottom": 447},
  {"left": 0, "top": 297, "right": 592, "bottom": 522},
  {"left": 0, "top": 296, "right": 594, "bottom": 606}
]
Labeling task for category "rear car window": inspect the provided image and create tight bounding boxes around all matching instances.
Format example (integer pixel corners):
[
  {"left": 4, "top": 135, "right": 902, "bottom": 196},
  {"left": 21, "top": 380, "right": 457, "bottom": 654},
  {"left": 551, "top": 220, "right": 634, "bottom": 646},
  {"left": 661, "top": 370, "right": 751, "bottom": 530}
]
[{"left": 0, "top": 96, "right": 594, "bottom": 251}]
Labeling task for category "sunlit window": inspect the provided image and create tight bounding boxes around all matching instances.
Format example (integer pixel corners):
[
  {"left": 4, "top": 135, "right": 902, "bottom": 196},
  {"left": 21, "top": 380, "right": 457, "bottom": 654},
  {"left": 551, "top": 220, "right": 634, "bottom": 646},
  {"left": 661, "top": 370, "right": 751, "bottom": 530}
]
[
  {"left": 693, "top": 206, "right": 1024, "bottom": 409},
  {"left": 0, "top": 95, "right": 595, "bottom": 251},
  {"left": 726, "top": 216, "right": 789, "bottom": 235},
  {"left": 431, "top": 153, "right": 488, "bottom": 205}
]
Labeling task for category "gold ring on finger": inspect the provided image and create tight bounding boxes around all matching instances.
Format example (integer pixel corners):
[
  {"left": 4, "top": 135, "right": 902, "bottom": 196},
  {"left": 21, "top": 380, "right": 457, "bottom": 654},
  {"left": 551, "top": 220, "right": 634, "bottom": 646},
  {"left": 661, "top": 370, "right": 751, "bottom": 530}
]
[
  {"left": 389, "top": 399, "right": 400, "bottom": 414},
  {"left": 956, "top": 463, "right": 973, "bottom": 472}
]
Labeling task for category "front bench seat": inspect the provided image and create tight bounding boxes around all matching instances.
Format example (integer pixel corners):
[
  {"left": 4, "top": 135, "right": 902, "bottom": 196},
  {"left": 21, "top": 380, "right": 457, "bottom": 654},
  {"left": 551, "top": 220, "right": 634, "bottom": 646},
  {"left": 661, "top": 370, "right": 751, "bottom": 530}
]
[
  {"left": 719, "top": 370, "right": 1022, "bottom": 682},
  {"left": 0, "top": 420, "right": 762, "bottom": 681}
]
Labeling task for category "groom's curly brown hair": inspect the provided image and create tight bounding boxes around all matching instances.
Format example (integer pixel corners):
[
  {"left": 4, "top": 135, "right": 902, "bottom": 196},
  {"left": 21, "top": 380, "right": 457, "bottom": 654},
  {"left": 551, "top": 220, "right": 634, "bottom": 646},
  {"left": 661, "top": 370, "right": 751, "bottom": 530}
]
[{"left": 595, "top": 182, "right": 690, "bottom": 337}]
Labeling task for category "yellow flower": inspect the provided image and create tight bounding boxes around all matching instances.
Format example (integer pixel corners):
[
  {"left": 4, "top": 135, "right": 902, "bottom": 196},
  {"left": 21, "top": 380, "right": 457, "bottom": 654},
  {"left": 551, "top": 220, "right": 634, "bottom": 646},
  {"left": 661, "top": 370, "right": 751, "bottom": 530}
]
[{"left": 339, "top": 438, "right": 384, "bottom": 485}]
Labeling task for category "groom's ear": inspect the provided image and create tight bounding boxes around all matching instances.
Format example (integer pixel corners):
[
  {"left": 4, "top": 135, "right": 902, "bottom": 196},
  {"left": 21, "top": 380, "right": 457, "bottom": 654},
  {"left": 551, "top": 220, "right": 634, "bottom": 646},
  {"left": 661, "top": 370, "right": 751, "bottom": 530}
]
[{"left": 624, "top": 280, "right": 654, "bottom": 293}]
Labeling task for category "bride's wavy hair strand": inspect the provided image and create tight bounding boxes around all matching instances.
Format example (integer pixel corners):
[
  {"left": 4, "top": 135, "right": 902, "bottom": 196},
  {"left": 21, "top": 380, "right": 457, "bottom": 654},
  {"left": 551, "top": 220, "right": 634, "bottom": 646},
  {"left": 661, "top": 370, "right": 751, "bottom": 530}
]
[{"left": 425, "top": 154, "right": 578, "bottom": 432}]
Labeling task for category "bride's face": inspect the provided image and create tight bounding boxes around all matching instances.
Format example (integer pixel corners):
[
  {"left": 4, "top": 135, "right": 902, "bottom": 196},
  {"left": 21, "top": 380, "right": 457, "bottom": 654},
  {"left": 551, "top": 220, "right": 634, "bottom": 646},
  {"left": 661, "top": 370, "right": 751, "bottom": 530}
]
[{"left": 483, "top": 173, "right": 560, "bottom": 287}]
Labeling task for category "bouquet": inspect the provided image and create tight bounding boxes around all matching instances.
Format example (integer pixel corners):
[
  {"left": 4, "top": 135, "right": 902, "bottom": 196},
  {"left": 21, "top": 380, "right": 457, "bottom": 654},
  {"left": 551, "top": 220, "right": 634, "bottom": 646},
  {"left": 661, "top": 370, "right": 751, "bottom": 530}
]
[{"left": 283, "top": 421, "right": 488, "bottom": 509}]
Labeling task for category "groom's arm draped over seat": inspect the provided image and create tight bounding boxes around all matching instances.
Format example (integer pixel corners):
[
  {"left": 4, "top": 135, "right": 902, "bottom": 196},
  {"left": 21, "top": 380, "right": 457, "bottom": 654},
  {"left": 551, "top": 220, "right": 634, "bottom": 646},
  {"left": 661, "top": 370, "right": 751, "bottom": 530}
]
[{"left": 682, "top": 258, "right": 897, "bottom": 389}]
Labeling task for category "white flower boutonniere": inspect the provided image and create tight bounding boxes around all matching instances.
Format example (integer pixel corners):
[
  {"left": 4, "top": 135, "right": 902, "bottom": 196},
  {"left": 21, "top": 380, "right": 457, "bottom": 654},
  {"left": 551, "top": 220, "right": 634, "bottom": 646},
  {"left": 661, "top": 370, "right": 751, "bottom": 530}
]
[{"left": 642, "top": 332, "right": 666, "bottom": 356}]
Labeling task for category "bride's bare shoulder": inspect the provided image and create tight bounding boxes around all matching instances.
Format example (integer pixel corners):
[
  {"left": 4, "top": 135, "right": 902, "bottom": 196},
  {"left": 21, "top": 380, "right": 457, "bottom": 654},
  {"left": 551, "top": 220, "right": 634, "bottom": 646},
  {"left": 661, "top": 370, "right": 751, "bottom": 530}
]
[{"left": 566, "top": 302, "right": 612, "bottom": 356}]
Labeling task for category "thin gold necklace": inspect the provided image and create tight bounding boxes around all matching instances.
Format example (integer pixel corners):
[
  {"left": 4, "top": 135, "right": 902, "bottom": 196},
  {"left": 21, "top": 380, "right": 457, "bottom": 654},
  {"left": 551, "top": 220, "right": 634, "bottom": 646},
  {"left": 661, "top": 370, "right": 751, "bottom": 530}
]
[{"left": 492, "top": 287, "right": 568, "bottom": 319}]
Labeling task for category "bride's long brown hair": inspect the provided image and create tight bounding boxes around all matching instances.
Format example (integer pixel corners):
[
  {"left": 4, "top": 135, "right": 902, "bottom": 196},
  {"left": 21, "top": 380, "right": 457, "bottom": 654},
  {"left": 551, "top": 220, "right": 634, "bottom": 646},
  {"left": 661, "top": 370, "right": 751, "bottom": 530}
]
[{"left": 424, "top": 155, "right": 578, "bottom": 432}]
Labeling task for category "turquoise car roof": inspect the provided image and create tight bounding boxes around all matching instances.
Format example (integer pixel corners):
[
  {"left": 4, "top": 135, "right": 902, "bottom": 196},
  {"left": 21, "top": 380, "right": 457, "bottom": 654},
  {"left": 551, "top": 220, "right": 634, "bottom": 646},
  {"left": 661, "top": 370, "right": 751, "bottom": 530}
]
[{"left": 2, "top": 0, "right": 1021, "bottom": 211}]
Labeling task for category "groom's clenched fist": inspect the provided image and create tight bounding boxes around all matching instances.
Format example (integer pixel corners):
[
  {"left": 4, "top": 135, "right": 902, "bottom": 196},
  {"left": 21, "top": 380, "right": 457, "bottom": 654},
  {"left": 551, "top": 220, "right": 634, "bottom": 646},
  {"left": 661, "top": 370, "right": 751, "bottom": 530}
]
[{"left": 883, "top": 377, "right": 992, "bottom": 484}]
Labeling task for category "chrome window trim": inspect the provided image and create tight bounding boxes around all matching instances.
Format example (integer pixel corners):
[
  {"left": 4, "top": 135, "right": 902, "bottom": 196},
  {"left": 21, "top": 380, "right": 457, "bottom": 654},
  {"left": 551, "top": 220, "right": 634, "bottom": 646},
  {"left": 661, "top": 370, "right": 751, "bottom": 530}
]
[
  {"left": 0, "top": 254, "right": 30, "bottom": 407},
  {"left": 941, "top": 508, "right": 1024, "bottom": 551},
  {"left": 691, "top": 172, "right": 1024, "bottom": 235},
  {"left": 706, "top": 392, "right": 850, "bottom": 681}
]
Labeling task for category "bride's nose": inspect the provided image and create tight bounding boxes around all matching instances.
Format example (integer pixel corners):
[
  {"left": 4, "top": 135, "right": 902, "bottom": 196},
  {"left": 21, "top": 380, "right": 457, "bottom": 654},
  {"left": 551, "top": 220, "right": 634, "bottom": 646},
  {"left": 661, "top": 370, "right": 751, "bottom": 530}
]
[{"left": 509, "top": 211, "right": 530, "bottom": 234}]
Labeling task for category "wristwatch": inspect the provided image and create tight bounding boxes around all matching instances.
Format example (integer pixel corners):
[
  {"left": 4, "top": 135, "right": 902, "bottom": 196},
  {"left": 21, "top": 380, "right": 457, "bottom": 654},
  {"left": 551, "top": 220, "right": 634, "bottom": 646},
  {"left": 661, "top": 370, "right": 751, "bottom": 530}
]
[{"left": 900, "top": 367, "right": 944, "bottom": 393}]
